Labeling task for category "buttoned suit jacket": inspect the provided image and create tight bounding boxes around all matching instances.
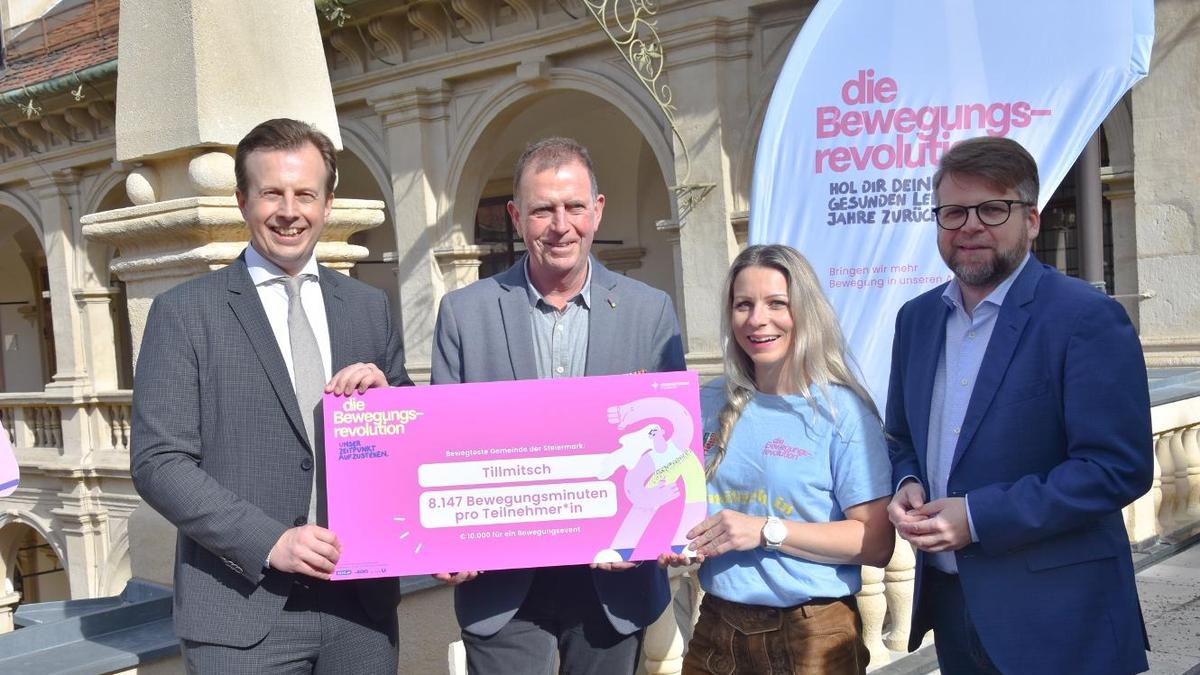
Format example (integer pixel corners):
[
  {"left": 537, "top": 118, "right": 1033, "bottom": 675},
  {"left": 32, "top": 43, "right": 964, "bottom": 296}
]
[
  {"left": 131, "top": 253, "right": 413, "bottom": 647},
  {"left": 886, "top": 257, "right": 1152, "bottom": 674},
  {"left": 430, "top": 257, "right": 686, "bottom": 637}
]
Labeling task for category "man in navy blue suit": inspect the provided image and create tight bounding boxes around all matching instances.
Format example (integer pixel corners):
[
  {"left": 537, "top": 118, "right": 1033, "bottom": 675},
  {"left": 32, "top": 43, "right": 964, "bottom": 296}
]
[{"left": 886, "top": 136, "right": 1152, "bottom": 674}]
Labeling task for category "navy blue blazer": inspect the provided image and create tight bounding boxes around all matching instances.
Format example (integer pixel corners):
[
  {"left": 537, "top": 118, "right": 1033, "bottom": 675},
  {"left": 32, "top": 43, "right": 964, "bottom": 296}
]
[{"left": 886, "top": 257, "right": 1152, "bottom": 674}]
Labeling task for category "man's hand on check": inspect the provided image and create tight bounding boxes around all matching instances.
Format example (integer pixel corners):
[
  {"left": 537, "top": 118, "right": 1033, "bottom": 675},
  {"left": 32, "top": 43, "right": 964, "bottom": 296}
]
[
  {"left": 270, "top": 525, "right": 342, "bottom": 579},
  {"left": 326, "top": 362, "right": 388, "bottom": 395}
]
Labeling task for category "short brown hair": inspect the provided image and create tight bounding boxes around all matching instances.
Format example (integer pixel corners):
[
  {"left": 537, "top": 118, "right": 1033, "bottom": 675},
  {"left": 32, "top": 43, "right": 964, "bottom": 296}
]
[
  {"left": 235, "top": 118, "right": 337, "bottom": 195},
  {"left": 933, "top": 136, "right": 1039, "bottom": 205},
  {"left": 512, "top": 137, "right": 598, "bottom": 203}
]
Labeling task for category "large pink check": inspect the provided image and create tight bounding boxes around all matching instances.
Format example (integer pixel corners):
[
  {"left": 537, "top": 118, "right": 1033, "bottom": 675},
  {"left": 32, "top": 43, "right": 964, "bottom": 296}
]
[{"left": 323, "top": 371, "right": 706, "bottom": 580}]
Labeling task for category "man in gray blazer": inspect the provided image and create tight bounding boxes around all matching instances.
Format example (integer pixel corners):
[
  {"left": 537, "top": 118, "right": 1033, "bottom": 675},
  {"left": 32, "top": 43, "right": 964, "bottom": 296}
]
[
  {"left": 431, "top": 137, "right": 685, "bottom": 674},
  {"left": 132, "top": 119, "right": 411, "bottom": 673}
]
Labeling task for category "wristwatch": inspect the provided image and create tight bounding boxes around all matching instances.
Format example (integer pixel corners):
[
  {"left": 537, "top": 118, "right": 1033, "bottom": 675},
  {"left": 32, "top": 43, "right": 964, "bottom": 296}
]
[{"left": 762, "top": 516, "right": 787, "bottom": 551}]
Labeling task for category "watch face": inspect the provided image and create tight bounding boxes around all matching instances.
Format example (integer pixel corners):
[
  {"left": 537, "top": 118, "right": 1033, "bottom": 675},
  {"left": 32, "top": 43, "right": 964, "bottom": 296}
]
[{"left": 764, "top": 519, "right": 787, "bottom": 545}]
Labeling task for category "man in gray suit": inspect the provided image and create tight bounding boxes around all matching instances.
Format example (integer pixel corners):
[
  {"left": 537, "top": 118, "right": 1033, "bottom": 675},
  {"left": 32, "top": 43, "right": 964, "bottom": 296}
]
[
  {"left": 431, "top": 137, "right": 685, "bottom": 674},
  {"left": 132, "top": 118, "right": 411, "bottom": 673}
]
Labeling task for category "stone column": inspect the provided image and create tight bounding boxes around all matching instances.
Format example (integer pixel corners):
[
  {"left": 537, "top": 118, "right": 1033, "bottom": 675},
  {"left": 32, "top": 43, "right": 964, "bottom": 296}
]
[
  {"left": 30, "top": 171, "right": 99, "bottom": 472},
  {"left": 80, "top": 0, "right": 384, "bottom": 603},
  {"left": 657, "top": 219, "right": 688, "bottom": 336},
  {"left": 1155, "top": 434, "right": 1176, "bottom": 536},
  {"left": 1043, "top": 224, "right": 1070, "bottom": 272},
  {"left": 371, "top": 88, "right": 453, "bottom": 378},
  {"left": 1107, "top": 174, "right": 1138, "bottom": 323},
  {"left": 0, "top": 591, "right": 20, "bottom": 633},
  {"left": 641, "top": 568, "right": 687, "bottom": 674},
  {"left": 434, "top": 244, "right": 505, "bottom": 292},
  {"left": 883, "top": 535, "right": 916, "bottom": 651},
  {"left": 83, "top": 176, "right": 383, "bottom": 363},
  {"left": 83, "top": 0, "right": 384, "bottom": 361},
  {"left": 1124, "top": 447, "right": 1162, "bottom": 547},
  {"left": 30, "top": 171, "right": 87, "bottom": 392},
  {"left": 73, "top": 286, "right": 121, "bottom": 392},
  {"left": 52, "top": 490, "right": 108, "bottom": 600},
  {"left": 596, "top": 247, "right": 647, "bottom": 276},
  {"left": 1132, "top": 0, "right": 1200, "bottom": 366},
  {"left": 659, "top": 28, "right": 745, "bottom": 377},
  {"left": 1075, "top": 132, "right": 1105, "bottom": 290},
  {"left": 643, "top": 17, "right": 744, "bottom": 372}
]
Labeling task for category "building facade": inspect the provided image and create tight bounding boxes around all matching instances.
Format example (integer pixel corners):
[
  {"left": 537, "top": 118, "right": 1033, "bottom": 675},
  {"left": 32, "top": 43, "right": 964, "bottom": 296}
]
[{"left": 0, "top": 0, "right": 1198, "bottom": 670}]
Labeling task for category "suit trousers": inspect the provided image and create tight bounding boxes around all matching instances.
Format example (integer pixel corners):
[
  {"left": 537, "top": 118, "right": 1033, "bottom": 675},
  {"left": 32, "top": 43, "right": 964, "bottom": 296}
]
[
  {"left": 923, "top": 568, "right": 1002, "bottom": 674},
  {"left": 461, "top": 565, "right": 643, "bottom": 675},
  {"left": 182, "top": 578, "right": 398, "bottom": 675},
  {"left": 682, "top": 593, "right": 868, "bottom": 675}
]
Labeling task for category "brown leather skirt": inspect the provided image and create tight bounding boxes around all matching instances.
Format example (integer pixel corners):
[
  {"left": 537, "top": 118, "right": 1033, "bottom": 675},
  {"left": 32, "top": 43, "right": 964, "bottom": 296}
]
[{"left": 682, "top": 593, "right": 869, "bottom": 675}]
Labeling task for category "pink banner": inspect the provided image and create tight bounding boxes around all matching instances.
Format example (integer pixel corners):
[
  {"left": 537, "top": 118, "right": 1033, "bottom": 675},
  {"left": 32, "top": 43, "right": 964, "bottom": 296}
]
[{"left": 323, "top": 371, "right": 705, "bottom": 579}]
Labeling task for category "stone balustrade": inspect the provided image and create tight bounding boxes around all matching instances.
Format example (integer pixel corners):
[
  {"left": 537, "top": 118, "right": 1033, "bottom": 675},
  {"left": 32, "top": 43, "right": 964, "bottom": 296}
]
[
  {"left": 1124, "top": 390, "right": 1200, "bottom": 546},
  {"left": 0, "top": 391, "right": 132, "bottom": 463},
  {"left": 0, "top": 402, "right": 62, "bottom": 450}
]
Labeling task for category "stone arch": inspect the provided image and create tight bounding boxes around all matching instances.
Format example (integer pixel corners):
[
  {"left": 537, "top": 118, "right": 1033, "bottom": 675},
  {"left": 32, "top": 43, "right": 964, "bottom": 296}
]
[
  {"left": 0, "top": 188, "right": 43, "bottom": 249},
  {"left": 0, "top": 513, "right": 70, "bottom": 606},
  {"left": 100, "top": 531, "right": 131, "bottom": 596},
  {"left": 338, "top": 119, "right": 394, "bottom": 212},
  {"left": 0, "top": 197, "right": 52, "bottom": 391},
  {"left": 83, "top": 178, "right": 134, "bottom": 285},
  {"left": 339, "top": 125, "right": 402, "bottom": 331},
  {"left": 1100, "top": 94, "right": 1134, "bottom": 173},
  {"left": 0, "top": 513, "right": 65, "bottom": 565},
  {"left": 732, "top": 20, "right": 804, "bottom": 229},
  {"left": 732, "top": 87, "right": 776, "bottom": 226},
  {"left": 80, "top": 168, "right": 129, "bottom": 216}
]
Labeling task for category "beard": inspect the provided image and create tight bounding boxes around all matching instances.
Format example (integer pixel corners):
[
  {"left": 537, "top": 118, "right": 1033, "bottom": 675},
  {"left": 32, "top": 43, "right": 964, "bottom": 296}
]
[{"left": 944, "top": 235, "right": 1029, "bottom": 290}]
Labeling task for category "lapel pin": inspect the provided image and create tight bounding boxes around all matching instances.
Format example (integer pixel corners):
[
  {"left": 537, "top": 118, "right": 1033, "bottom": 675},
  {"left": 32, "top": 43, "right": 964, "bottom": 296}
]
[{"left": 607, "top": 298, "right": 617, "bottom": 309}]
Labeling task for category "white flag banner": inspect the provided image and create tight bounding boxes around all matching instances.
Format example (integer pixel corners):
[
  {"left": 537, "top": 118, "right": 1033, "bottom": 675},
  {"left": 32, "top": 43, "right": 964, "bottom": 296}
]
[{"left": 750, "top": 0, "right": 1153, "bottom": 408}]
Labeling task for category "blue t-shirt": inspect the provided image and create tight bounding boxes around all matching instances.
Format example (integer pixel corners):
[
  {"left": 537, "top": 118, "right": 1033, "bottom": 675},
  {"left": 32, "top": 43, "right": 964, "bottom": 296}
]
[{"left": 699, "top": 378, "right": 891, "bottom": 607}]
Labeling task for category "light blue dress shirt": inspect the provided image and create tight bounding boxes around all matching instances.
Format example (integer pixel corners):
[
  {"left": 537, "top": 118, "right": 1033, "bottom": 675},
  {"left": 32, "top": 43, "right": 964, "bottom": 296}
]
[
  {"left": 926, "top": 253, "right": 1030, "bottom": 574},
  {"left": 523, "top": 259, "right": 592, "bottom": 379}
]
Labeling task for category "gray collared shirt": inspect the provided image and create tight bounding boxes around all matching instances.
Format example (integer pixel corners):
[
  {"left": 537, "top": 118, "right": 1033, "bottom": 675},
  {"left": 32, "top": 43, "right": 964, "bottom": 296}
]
[
  {"left": 926, "top": 252, "right": 1030, "bottom": 573},
  {"left": 524, "top": 259, "right": 592, "bottom": 379}
]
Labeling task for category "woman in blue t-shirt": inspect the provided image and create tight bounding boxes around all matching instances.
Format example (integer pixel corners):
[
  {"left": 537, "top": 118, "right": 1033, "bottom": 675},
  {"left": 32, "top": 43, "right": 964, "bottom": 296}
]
[{"left": 660, "top": 244, "right": 894, "bottom": 675}]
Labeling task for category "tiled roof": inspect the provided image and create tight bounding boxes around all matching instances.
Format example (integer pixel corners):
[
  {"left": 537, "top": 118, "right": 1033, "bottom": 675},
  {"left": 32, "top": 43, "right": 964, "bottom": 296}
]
[
  {"left": 0, "top": 33, "right": 117, "bottom": 95},
  {"left": 0, "top": 0, "right": 119, "bottom": 96}
]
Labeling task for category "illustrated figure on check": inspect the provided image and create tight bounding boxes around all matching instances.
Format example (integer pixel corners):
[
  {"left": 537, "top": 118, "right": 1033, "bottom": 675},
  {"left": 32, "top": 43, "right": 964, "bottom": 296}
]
[{"left": 595, "top": 396, "right": 707, "bottom": 561}]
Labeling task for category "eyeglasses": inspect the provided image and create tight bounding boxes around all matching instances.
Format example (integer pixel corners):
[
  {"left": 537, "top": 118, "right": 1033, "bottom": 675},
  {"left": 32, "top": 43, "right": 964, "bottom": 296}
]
[{"left": 932, "top": 199, "right": 1033, "bottom": 230}]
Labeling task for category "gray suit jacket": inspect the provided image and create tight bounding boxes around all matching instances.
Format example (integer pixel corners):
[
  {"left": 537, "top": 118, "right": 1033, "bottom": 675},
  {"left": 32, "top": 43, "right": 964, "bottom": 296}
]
[
  {"left": 431, "top": 257, "right": 685, "bottom": 637},
  {"left": 131, "top": 254, "right": 412, "bottom": 647}
]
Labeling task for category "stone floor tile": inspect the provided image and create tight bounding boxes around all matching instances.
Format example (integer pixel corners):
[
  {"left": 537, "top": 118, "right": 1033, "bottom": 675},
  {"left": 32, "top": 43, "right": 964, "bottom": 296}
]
[{"left": 1146, "top": 648, "right": 1200, "bottom": 674}]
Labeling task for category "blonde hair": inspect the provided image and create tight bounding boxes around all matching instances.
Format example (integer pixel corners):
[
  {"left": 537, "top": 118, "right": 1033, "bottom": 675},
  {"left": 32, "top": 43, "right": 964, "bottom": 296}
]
[{"left": 707, "top": 244, "right": 879, "bottom": 478}]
